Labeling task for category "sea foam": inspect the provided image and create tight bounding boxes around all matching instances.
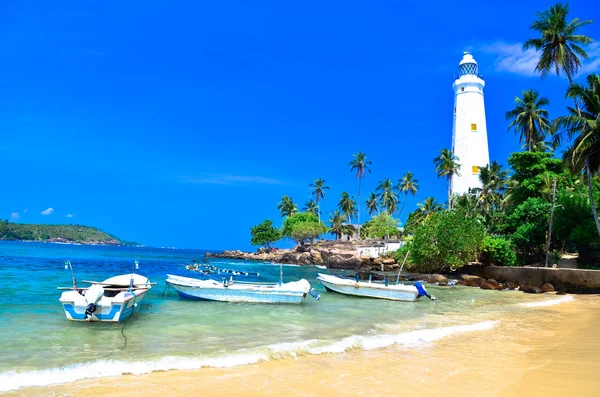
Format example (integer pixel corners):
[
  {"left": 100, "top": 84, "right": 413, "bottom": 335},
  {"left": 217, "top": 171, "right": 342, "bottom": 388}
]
[
  {"left": 519, "top": 294, "right": 574, "bottom": 307},
  {"left": 0, "top": 321, "right": 497, "bottom": 393}
]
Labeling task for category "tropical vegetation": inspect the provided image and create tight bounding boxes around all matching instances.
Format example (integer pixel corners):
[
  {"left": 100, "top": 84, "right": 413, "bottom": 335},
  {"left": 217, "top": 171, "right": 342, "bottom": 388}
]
[{"left": 0, "top": 221, "right": 132, "bottom": 245}]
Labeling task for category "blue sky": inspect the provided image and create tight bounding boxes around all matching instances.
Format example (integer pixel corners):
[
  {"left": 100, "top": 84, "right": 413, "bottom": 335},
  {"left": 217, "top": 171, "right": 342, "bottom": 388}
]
[{"left": 1, "top": 1, "right": 599, "bottom": 250}]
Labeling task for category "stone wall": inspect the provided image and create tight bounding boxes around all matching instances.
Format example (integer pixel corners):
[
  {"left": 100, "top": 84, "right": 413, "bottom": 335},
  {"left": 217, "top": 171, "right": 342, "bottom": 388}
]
[{"left": 460, "top": 265, "right": 600, "bottom": 290}]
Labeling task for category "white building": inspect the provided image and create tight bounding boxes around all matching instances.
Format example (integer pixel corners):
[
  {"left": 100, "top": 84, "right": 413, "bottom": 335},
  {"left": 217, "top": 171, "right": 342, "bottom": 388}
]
[{"left": 451, "top": 52, "right": 490, "bottom": 195}]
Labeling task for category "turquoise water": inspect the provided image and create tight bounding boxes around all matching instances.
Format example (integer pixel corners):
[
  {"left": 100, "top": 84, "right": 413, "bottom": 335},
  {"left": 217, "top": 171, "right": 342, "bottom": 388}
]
[{"left": 0, "top": 241, "right": 568, "bottom": 392}]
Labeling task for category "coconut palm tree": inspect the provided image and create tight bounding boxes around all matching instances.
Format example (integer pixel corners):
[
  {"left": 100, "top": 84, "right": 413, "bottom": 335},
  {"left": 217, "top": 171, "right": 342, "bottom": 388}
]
[
  {"left": 506, "top": 89, "right": 552, "bottom": 151},
  {"left": 557, "top": 74, "right": 600, "bottom": 237},
  {"left": 277, "top": 195, "right": 298, "bottom": 218},
  {"left": 474, "top": 161, "right": 508, "bottom": 219},
  {"left": 411, "top": 197, "right": 443, "bottom": 226},
  {"left": 327, "top": 210, "right": 347, "bottom": 240},
  {"left": 433, "top": 148, "right": 461, "bottom": 208},
  {"left": 523, "top": 3, "right": 593, "bottom": 84},
  {"left": 365, "top": 192, "right": 379, "bottom": 216},
  {"left": 338, "top": 191, "right": 357, "bottom": 223},
  {"left": 376, "top": 178, "right": 399, "bottom": 215},
  {"left": 349, "top": 151, "right": 372, "bottom": 238},
  {"left": 302, "top": 199, "right": 319, "bottom": 216},
  {"left": 309, "top": 178, "right": 330, "bottom": 224},
  {"left": 397, "top": 172, "right": 419, "bottom": 217}
]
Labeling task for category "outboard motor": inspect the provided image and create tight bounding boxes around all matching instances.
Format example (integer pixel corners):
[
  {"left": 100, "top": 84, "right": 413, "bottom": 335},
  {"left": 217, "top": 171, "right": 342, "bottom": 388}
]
[
  {"left": 84, "top": 284, "right": 105, "bottom": 318},
  {"left": 309, "top": 288, "right": 321, "bottom": 300},
  {"left": 414, "top": 282, "right": 436, "bottom": 300}
]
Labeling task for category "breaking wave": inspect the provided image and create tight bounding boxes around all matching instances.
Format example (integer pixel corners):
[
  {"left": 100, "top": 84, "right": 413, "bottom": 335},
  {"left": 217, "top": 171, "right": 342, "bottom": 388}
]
[
  {"left": 519, "top": 295, "right": 574, "bottom": 307},
  {"left": 0, "top": 321, "right": 497, "bottom": 392}
]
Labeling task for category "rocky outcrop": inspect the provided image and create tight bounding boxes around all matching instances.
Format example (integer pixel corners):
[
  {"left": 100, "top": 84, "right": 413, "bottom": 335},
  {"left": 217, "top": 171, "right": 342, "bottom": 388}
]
[
  {"left": 459, "top": 275, "right": 484, "bottom": 287},
  {"left": 539, "top": 283, "right": 555, "bottom": 293}
]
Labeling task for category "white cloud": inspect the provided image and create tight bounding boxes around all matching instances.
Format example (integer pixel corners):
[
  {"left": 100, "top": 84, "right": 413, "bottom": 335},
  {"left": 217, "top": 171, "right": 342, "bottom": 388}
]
[
  {"left": 579, "top": 42, "right": 600, "bottom": 76},
  {"left": 180, "top": 174, "right": 285, "bottom": 185},
  {"left": 41, "top": 207, "right": 54, "bottom": 215},
  {"left": 481, "top": 42, "right": 539, "bottom": 77},
  {"left": 482, "top": 40, "right": 600, "bottom": 78},
  {"left": 23, "top": 208, "right": 28, "bottom": 213},
  {"left": 66, "top": 214, "right": 74, "bottom": 218},
  {"left": 11, "top": 212, "right": 19, "bottom": 220}
]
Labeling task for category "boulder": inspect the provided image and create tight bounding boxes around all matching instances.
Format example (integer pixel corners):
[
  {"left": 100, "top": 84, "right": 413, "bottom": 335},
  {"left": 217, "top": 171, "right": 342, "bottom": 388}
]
[
  {"left": 459, "top": 275, "right": 484, "bottom": 287},
  {"left": 360, "top": 256, "right": 373, "bottom": 263},
  {"left": 519, "top": 283, "right": 541, "bottom": 294},
  {"left": 503, "top": 281, "right": 518, "bottom": 290},
  {"left": 310, "top": 251, "right": 323, "bottom": 264},
  {"left": 205, "top": 252, "right": 212, "bottom": 258},
  {"left": 372, "top": 258, "right": 383, "bottom": 266},
  {"left": 295, "top": 244, "right": 310, "bottom": 253},
  {"left": 222, "top": 250, "right": 234, "bottom": 257},
  {"left": 298, "top": 252, "right": 312, "bottom": 265},
  {"left": 327, "top": 255, "right": 362, "bottom": 270},
  {"left": 421, "top": 274, "right": 449, "bottom": 284},
  {"left": 382, "top": 258, "right": 396, "bottom": 265},
  {"left": 539, "top": 283, "right": 555, "bottom": 293},
  {"left": 556, "top": 289, "right": 568, "bottom": 295},
  {"left": 480, "top": 279, "right": 502, "bottom": 291}
]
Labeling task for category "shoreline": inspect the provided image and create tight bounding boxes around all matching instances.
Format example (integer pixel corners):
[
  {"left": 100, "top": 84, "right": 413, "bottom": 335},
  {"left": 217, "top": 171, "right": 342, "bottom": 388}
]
[{"left": 10, "top": 294, "right": 600, "bottom": 397}]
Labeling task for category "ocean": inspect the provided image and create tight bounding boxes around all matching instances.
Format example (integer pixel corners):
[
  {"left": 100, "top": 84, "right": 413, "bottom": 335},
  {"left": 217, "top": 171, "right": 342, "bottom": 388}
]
[{"left": 0, "top": 241, "right": 569, "bottom": 393}]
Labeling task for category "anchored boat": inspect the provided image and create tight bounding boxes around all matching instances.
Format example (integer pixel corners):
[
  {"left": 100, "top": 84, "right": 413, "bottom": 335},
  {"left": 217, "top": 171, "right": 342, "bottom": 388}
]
[
  {"left": 317, "top": 273, "right": 434, "bottom": 302},
  {"left": 58, "top": 260, "right": 154, "bottom": 322},
  {"left": 165, "top": 274, "right": 320, "bottom": 304}
]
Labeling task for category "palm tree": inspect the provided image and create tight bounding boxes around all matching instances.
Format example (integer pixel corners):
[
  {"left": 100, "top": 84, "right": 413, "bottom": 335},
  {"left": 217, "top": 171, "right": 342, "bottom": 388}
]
[
  {"left": 397, "top": 172, "right": 419, "bottom": 217},
  {"left": 433, "top": 148, "right": 461, "bottom": 208},
  {"left": 411, "top": 197, "right": 443, "bottom": 226},
  {"left": 338, "top": 191, "right": 357, "bottom": 223},
  {"left": 327, "top": 210, "right": 347, "bottom": 240},
  {"left": 365, "top": 192, "right": 379, "bottom": 216},
  {"left": 277, "top": 195, "right": 298, "bottom": 218},
  {"left": 557, "top": 74, "right": 600, "bottom": 237},
  {"left": 506, "top": 89, "right": 552, "bottom": 151},
  {"left": 376, "top": 178, "right": 399, "bottom": 215},
  {"left": 523, "top": 3, "right": 593, "bottom": 84},
  {"left": 309, "top": 178, "right": 330, "bottom": 224},
  {"left": 349, "top": 151, "right": 372, "bottom": 238},
  {"left": 302, "top": 199, "right": 319, "bottom": 216},
  {"left": 474, "top": 161, "right": 508, "bottom": 219}
]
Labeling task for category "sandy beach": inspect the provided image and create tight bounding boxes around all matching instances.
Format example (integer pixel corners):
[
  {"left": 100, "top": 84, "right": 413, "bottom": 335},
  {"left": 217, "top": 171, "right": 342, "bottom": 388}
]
[{"left": 12, "top": 294, "right": 600, "bottom": 397}]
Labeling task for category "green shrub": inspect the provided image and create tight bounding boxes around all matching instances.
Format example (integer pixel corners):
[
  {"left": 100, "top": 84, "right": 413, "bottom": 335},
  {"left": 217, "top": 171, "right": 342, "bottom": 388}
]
[
  {"left": 480, "top": 236, "right": 517, "bottom": 266},
  {"left": 410, "top": 209, "right": 485, "bottom": 272}
]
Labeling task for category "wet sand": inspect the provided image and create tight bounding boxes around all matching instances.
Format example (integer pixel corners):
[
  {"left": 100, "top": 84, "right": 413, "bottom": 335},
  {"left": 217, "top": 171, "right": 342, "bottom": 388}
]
[{"left": 13, "top": 295, "right": 600, "bottom": 397}]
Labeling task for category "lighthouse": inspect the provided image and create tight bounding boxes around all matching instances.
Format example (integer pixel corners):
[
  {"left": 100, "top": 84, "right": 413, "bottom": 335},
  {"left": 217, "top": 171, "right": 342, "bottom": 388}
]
[{"left": 451, "top": 52, "right": 490, "bottom": 195}]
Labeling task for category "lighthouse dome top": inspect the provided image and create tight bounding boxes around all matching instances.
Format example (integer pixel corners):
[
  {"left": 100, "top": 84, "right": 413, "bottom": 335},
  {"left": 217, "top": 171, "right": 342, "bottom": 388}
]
[{"left": 458, "top": 52, "right": 479, "bottom": 76}]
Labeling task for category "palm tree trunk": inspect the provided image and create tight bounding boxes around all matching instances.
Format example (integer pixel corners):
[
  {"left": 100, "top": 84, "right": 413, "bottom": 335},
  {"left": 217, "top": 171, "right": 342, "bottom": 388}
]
[
  {"left": 399, "top": 193, "right": 407, "bottom": 217},
  {"left": 447, "top": 176, "right": 452, "bottom": 209},
  {"left": 317, "top": 197, "right": 320, "bottom": 224},
  {"left": 545, "top": 178, "right": 557, "bottom": 268},
  {"left": 586, "top": 158, "right": 600, "bottom": 238},
  {"left": 357, "top": 179, "right": 361, "bottom": 240}
]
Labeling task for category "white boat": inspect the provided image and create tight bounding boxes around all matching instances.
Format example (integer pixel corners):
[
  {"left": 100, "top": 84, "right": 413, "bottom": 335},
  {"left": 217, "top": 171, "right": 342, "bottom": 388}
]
[
  {"left": 59, "top": 261, "right": 153, "bottom": 322},
  {"left": 316, "top": 273, "right": 433, "bottom": 302},
  {"left": 165, "top": 274, "right": 316, "bottom": 304}
]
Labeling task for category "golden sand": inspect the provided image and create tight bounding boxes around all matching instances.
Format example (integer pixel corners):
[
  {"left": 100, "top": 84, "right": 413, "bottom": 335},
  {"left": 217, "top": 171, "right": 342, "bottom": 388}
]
[{"left": 12, "top": 295, "right": 600, "bottom": 397}]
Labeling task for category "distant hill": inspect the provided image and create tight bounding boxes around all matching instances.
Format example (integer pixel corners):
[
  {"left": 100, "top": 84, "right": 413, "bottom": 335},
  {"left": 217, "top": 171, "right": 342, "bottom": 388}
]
[{"left": 0, "top": 221, "right": 136, "bottom": 246}]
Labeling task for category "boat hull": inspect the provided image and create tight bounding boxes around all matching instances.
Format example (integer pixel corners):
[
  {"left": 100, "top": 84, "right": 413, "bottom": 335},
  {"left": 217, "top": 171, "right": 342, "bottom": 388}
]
[
  {"left": 166, "top": 275, "right": 309, "bottom": 304},
  {"left": 317, "top": 274, "right": 419, "bottom": 302},
  {"left": 60, "top": 289, "right": 149, "bottom": 322}
]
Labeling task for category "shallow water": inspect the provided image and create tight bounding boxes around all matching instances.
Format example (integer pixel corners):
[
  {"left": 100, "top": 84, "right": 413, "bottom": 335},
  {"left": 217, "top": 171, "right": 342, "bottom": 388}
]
[{"left": 0, "top": 241, "right": 565, "bottom": 392}]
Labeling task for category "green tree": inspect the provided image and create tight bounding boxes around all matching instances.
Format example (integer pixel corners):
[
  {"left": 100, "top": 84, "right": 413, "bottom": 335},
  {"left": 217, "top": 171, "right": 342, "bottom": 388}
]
[
  {"left": 433, "top": 148, "right": 461, "bottom": 208},
  {"left": 338, "top": 191, "right": 357, "bottom": 223},
  {"left": 327, "top": 209, "right": 348, "bottom": 239},
  {"left": 282, "top": 212, "right": 326, "bottom": 245},
  {"left": 277, "top": 195, "right": 298, "bottom": 218},
  {"left": 309, "top": 178, "right": 330, "bottom": 224},
  {"left": 397, "top": 171, "right": 419, "bottom": 217},
  {"left": 404, "top": 197, "right": 443, "bottom": 233},
  {"left": 250, "top": 220, "right": 282, "bottom": 249},
  {"left": 558, "top": 74, "right": 600, "bottom": 237},
  {"left": 507, "top": 197, "right": 551, "bottom": 263},
  {"left": 474, "top": 161, "right": 508, "bottom": 220},
  {"left": 365, "top": 192, "right": 379, "bottom": 216},
  {"left": 505, "top": 89, "right": 552, "bottom": 151},
  {"left": 506, "top": 151, "right": 563, "bottom": 206},
  {"left": 302, "top": 199, "right": 319, "bottom": 216},
  {"left": 410, "top": 209, "right": 485, "bottom": 272},
  {"left": 376, "top": 178, "right": 399, "bottom": 215},
  {"left": 362, "top": 213, "right": 400, "bottom": 239},
  {"left": 349, "top": 151, "right": 372, "bottom": 238},
  {"left": 523, "top": 2, "right": 593, "bottom": 84}
]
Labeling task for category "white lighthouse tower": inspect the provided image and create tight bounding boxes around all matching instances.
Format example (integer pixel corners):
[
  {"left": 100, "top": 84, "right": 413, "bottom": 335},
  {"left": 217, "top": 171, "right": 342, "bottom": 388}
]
[{"left": 451, "top": 52, "right": 490, "bottom": 195}]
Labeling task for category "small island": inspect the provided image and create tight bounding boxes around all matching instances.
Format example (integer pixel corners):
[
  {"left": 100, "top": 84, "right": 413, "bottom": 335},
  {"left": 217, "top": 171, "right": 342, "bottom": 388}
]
[{"left": 0, "top": 221, "right": 135, "bottom": 246}]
